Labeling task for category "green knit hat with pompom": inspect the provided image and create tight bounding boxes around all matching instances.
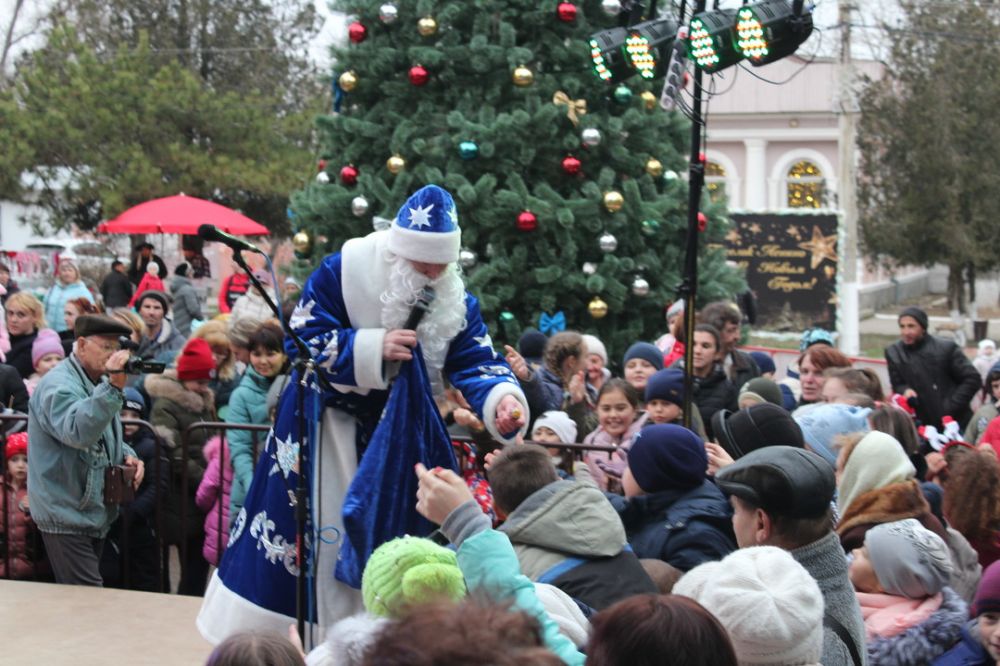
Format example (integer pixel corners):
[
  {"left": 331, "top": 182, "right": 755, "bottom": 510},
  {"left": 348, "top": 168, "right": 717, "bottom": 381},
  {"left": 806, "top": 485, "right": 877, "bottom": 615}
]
[{"left": 361, "top": 536, "right": 466, "bottom": 618}]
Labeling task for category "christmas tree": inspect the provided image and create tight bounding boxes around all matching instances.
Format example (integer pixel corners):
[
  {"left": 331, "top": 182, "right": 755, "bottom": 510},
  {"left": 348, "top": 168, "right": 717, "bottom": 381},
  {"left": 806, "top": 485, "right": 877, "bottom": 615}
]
[{"left": 290, "top": 0, "right": 743, "bottom": 362}]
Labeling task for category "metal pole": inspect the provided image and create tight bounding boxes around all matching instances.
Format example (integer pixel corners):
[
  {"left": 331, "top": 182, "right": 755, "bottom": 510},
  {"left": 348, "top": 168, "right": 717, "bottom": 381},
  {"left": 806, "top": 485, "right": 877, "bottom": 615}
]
[{"left": 837, "top": 0, "right": 861, "bottom": 355}]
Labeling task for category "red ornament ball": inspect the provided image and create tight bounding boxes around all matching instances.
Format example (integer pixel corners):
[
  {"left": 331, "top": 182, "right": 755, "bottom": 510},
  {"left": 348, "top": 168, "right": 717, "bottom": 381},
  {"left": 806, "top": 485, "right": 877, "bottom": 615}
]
[
  {"left": 317, "top": 159, "right": 327, "bottom": 172},
  {"left": 697, "top": 212, "right": 708, "bottom": 232},
  {"left": 517, "top": 210, "right": 538, "bottom": 232},
  {"left": 557, "top": 2, "right": 578, "bottom": 22},
  {"left": 409, "top": 65, "right": 430, "bottom": 86},
  {"left": 348, "top": 21, "right": 368, "bottom": 43},
  {"left": 340, "top": 165, "right": 359, "bottom": 186},
  {"left": 561, "top": 156, "right": 581, "bottom": 175}
]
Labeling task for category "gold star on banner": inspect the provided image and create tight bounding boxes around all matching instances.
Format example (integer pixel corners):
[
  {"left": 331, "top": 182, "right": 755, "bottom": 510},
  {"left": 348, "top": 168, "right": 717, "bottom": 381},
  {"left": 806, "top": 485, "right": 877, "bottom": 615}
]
[
  {"left": 749, "top": 223, "right": 762, "bottom": 234},
  {"left": 798, "top": 225, "right": 839, "bottom": 269},
  {"left": 725, "top": 228, "right": 742, "bottom": 244},
  {"left": 786, "top": 225, "right": 801, "bottom": 239}
]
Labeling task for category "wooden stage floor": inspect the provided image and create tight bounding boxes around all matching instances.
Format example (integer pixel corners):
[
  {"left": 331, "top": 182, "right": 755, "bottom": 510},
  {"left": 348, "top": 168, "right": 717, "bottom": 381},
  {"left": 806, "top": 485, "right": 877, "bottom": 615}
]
[{"left": 0, "top": 579, "right": 213, "bottom": 664}]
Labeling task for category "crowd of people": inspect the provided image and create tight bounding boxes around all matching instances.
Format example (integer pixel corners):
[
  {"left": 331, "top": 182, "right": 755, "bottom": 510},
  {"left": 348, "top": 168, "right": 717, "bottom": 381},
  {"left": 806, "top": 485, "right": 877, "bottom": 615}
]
[{"left": 4, "top": 187, "right": 1000, "bottom": 665}]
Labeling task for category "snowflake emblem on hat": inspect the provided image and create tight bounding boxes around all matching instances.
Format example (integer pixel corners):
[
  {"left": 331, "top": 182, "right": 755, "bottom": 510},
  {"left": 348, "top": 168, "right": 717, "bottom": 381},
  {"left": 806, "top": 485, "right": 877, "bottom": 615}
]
[
  {"left": 289, "top": 299, "right": 316, "bottom": 330},
  {"left": 448, "top": 206, "right": 458, "bottom": 225},
  {"left": 407, "top": 203, "right": 434, "bottom": 229}
]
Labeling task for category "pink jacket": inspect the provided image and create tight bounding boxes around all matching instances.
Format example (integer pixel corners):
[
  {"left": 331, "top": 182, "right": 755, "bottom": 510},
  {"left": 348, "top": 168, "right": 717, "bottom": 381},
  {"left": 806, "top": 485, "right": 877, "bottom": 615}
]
[
  {"left": 195, "top": 436, "right": 232, "bottom": 566},
  {"left": 583, "top": 412, "right": 649, "bottom": 491}
]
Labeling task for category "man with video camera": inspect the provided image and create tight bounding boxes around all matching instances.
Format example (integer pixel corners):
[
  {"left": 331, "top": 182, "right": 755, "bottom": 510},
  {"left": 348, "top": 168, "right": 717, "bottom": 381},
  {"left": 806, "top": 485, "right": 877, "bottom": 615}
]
[{"left": 27, "top": 315, "right": 146, "bottom": 586}]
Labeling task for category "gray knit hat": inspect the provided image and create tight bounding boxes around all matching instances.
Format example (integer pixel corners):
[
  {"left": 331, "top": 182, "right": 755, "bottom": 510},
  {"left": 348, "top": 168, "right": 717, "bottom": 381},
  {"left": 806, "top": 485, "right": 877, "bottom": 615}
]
[{"left": 865, "top": 519, "right": 952, "bottom": 599}]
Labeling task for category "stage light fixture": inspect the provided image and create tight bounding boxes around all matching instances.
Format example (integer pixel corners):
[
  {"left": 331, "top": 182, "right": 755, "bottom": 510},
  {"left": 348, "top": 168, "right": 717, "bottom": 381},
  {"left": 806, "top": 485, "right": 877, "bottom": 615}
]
[
  {"left": 625, "top": 17, "right": 679, "bottom": 80},
  {"left": 734, "top": 0, "right": 814, "bottom": 66},
  {"left": 687, "top": 8, "right": 740, "bottom": 73},
  {"left": 589, "top": 27, "right": 632, "bottom": 82}
]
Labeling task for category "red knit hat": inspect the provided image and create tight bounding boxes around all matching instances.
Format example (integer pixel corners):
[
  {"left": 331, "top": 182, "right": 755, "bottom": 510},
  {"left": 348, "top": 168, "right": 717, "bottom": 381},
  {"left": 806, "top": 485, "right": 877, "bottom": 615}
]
[
  {"left": 176, "top": 338, "right": 216, "bottom": 381},
  {"left": 5, "top": 432, "right": 27, "bottom": 459}
]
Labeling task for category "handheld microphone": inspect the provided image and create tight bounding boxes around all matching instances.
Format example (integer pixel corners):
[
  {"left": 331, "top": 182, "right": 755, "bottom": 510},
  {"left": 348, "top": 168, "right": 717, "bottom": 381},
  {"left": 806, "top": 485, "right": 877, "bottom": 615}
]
[
  {"left": 404, "top": 286, "right": 436, "bottom": 331},
  {"left": 197, "top": 224, "right": 264, "bottom": 254}
]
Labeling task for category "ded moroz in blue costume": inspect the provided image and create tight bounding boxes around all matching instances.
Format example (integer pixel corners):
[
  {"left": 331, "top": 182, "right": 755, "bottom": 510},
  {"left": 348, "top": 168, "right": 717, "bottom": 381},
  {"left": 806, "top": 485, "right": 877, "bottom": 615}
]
[{"left": 196, "top": 185, "right": 529, "bottom": 643}]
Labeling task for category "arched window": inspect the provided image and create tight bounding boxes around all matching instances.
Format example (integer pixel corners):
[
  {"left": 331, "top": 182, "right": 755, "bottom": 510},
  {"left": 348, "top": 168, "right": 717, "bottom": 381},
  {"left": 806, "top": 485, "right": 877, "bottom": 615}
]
[
  {"left": 786, "top": 160, "right": 825, "bottom": 208},
  {"left": 705, "top": 161, "right": 727, "bottom": 203}
]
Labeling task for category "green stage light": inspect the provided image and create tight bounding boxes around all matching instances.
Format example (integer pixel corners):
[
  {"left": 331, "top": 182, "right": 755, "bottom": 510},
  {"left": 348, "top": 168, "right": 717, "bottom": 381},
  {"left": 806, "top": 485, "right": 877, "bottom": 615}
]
[
  {"left": 625, "top": 17, "right": 679, "bottom": 80},
  {"left": 687, "top": 8, "right": 740, "bottom": 73},
  {"left": 589, "top": 27, "right": 631, "bottom": 82},
  {"left": 735, "top": 0, "right": 814, "bottom": 66}
]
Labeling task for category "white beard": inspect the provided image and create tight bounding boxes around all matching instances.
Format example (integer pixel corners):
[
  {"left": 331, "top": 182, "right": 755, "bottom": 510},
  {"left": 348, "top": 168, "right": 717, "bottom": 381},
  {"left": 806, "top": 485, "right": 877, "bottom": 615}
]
[{"left": 380, "top": 251, "right": 467, "bottom": 396}]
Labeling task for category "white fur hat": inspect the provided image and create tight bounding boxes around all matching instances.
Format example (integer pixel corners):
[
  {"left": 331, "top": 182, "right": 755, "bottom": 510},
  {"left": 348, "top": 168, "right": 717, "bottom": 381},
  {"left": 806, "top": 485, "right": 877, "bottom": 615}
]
[
  {"left": 532, "top": 410, "right": 577, "bottom": 444},
  {"left": 674, "top": 546, "right": 823, "bottom": 666},
  {"left": 581, "top": 334, "right": 607, "bottom": 365}
]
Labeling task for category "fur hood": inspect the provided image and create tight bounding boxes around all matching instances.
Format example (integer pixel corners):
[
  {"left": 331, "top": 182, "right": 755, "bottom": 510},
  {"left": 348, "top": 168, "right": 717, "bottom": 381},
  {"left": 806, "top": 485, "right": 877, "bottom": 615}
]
[
  {"left": 837, "top": 480, "right": 944, "bottom": 549},
  {"left": 866, "top": 587, "right": 967, "bottom": 666},
  {"left": 145, "top": 369, "right": 215, "bottom": 414}
]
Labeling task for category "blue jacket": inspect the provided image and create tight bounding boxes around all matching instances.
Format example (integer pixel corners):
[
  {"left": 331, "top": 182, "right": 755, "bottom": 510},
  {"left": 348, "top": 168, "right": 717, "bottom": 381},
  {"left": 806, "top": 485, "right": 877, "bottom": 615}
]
[
  {"left": 933, "top": 620, "right": 992, "bottom": 666},
  {"left": 226, "top": 365, "right": 274, "bottom": 518},
  {"left": 43, "top": 281, "right": 93, "bottom": 332},
  {"left": 608, "top": 479, "right": 736, "bottom": 572},
  {"left": 27, "top": 355, "right": 136, "bottom": 537}
]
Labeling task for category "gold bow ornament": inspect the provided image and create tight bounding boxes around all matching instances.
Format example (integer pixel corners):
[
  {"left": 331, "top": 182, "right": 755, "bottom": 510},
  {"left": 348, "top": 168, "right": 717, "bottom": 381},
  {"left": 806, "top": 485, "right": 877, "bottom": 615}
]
[{"left": 553, "top": 91, "right": 587, "bottom": 126}]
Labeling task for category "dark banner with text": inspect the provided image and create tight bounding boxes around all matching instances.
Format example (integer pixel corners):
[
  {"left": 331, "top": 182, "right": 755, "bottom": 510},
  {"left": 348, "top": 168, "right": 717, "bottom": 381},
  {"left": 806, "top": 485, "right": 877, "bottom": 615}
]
[{"left": 724, "top": 213, "right": 839, "bottom": 331}]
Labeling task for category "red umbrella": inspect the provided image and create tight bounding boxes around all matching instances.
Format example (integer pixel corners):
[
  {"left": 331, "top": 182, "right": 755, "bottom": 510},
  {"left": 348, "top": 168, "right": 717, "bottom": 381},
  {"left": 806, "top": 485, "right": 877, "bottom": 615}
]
[{"left": 97, "top": 194, "right": 270, "bottom": 235}]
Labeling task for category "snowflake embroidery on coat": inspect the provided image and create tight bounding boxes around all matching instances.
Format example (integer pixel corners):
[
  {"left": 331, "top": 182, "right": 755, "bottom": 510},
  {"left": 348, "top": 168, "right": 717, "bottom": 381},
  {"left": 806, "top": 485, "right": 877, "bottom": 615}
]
[
  {"left": 249, "top": 511, "right": 298, "bottom": 576},
  {"left": 477, "top": 364, "right": 517, "bottom": 383},
  {"left": 228, "top": 507, "right": 248, "bottom": 547},
  {"left": 270, "top": 432, "right": 299, "bottom": 478},
  {"left": 289, "top": 299, "right": 317, "bottom": 330},
  {"left": 317, "top": 333, "right": 339, "bottom": 372}
]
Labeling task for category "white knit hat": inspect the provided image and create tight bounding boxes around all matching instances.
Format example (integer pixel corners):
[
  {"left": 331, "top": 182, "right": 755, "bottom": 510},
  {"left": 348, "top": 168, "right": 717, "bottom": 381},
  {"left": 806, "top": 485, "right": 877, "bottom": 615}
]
[
  {"left": 581, "top": 334, "right": 607, "bottom": 365},
  {"left": 674, "top": 546, "right": 823, "bottom": 666},
  {"left": 532, "top": 410, "right": 577, "bottom": 444}
]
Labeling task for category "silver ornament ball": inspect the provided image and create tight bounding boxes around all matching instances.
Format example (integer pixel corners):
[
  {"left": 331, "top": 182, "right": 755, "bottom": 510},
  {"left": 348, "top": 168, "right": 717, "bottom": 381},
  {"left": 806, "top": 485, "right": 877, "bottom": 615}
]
[
  {"left": 599, "top": 233, "right": 618, "bottom": 253},
  {"left": 459, "top": 248, "right": 478, "bottom": 269},
  {"left": 582, "top": 128, "right": 602, "bottom": 147},
  {"left": 631, "top": 277, "right": 650, "bottom": 297},
  {"left": 601, "top": 0, "right": 621, "bottom": 16},
  {"left": 582, "top": 262, "right": 598, "bottom": 275},
  {"left": 316, "top": 171, "right": 330, "bottom": 184},
  {"left": 351, "top": 196, "right": 370, "bottom": 217},
  {"left": 379, "top": 3, "right": 398, "bottom": 23},
  {"left": 664, "top": 169, "right": 679, "bottom": 180}
]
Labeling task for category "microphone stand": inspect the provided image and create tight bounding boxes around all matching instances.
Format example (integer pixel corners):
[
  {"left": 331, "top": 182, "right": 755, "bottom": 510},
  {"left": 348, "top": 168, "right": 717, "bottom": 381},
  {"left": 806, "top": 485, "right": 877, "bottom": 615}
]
[{"left": 230, "top": 250, "right": 324, "bottom": 645}]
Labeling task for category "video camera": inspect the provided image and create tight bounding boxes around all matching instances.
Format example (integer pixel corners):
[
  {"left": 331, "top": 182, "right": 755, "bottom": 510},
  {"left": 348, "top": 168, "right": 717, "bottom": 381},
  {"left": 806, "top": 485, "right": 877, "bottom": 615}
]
[{"left": 118, "top": 336, "right": 166, "bottom": 375}]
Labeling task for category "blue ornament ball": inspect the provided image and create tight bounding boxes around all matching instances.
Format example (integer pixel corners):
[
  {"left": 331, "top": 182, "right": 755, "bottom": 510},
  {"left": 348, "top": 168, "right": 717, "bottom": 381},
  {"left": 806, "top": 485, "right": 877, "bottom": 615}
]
[{"left": 459, "top": 141, "right": 479, "bottom": 160}]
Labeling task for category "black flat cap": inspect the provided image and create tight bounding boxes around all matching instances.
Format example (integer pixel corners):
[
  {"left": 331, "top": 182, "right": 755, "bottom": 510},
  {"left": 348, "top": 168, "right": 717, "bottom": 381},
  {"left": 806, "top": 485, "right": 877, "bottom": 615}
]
[
  {"left": 712, "top": 403, "right": 805, "bottom": 460},
  {"left": 715, "top": 446, "right": 835, "bottom": 520},
  {"left": 75, "top": 315, "right": 133, "bottom": 339}
]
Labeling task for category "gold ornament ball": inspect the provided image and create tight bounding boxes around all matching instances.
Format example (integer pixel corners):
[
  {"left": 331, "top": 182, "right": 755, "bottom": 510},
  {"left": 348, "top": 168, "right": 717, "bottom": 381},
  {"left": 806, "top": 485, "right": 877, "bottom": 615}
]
[
  {"left": 603, "top": 190, "right": 624, "bottom": 213},
  {"left": 338, "top": 70, "right": 358, "bottom": 92},
  {"left": 588, "top": 296, "right": 609, "bottom": 319},
  {"left": 645, "top": 158, "right": 664, "bottom": 178},
  {"left": 292, "top": 231, "right": 311, "bottom": 253},
  {"left": 641, "top": 91, "right": 657, "bottom": 110},
  {"left": 417, "top": 16, "right": 438, "bottom": 36},
  {"left": 386, "top": 154, "right": 406, "bottom": 174},
  {"left": 512, "top": 65, "right": 534, "bottom": 87}
]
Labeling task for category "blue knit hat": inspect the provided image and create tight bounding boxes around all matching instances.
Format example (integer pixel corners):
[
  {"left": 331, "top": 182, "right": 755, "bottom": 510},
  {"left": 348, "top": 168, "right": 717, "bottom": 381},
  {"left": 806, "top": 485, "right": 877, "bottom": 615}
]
[
  {"left": 794, "top": 403, "right": 872, "bottom": 466},
  {"left": 628, "top": 424, "right": 707, "bottom": 493},
  {"left": 122, "top": 387, "right": 146, "bottom": 417},
  {"left": 623, "top": 342, "right": 663, "bottom": 371},
  {"left": 799, "top": 328, "right": 834, "bottom": 352},
  {"left": 645, "top": 368, "right": 685, "bottom": 404},
  {"left": 749, "top": 351, "right": 776, "bottom": 375},
  {"left": 387, "top": 184, "right": 461, "bottom": 264}
]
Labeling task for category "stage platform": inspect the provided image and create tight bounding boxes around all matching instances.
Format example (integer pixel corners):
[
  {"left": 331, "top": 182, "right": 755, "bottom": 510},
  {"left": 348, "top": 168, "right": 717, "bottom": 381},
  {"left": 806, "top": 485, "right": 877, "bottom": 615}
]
[{"left": 0, "top": 580, "right": 213, "bottom": 664}]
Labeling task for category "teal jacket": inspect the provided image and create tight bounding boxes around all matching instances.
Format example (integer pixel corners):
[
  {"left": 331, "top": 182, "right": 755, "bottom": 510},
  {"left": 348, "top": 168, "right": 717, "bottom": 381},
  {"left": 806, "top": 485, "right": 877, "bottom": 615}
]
[
  {"left": 44, "top": 281, "right": 93, "bottom": 332},
  {"left": 226, "top": 365, "right": 273, "bottom": 518},
  {"left": 442, "top": 500, "right": 586, "bottom": 666},
  {"left": 27, "top": 355, "right": 136, "bottom": 537}
]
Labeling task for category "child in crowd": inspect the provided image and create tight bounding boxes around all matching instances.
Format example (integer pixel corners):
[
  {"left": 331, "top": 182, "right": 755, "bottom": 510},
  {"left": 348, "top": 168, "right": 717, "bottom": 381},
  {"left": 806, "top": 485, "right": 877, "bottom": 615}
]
[
  {"left": 583, "top": 379, "right": 647, "bottom": 492},
  {"left": 821, "top": 367, "right": 886, "bottom": 404},
  {"left": 488, "top": 444, "right": 656, "bottom": 611},
  {"left": 227, "top": 321, "right": 288, "bottom": 522},
  {"left": 531, "top": 410, "right": 577, "bottom": 472},
  {"left": 100, "top": 388, "right": 164, "bottom": 591},
  {"left": 129, "top": 262, "right": 165, "bottom": 308},
  {"left": 621, "top": 342, "right": 663, "bottom": 397},
  {"left": 206, "top": 631, "right": 305, "bottom": 666},
  {"left": 197, "top": 436, "right": 232, "bottom": 568},
  {"left": 1, "top": 433, "right": 48, "bottom": 579},
  {"left": 581, "top": 334, "right": 610, "bottom": 395},
  {"left": 605, "top": 424, "right": 736, "bottom": 572},
  {"left": 24, "top": 328, "right": 63, "bottom": 396},
  {"left": 737, "top": 377, "right": 784, "bottom": 409},
  {"left": 674, "top": 546, "right": 824, "bottom": 666},
  {"left": 966, "top": 361, "right": 1000, "bottom": 445},
  {"left": 794, "top": 402, "right": 872, "bottom": 467},
  {"left": 644, "top": 368, "right": 707, "bottom": 439},
  {"left": 934, "top": 560, "right": 1000, "bottom": 665},
  {"left": 849, "top": 519, "right": 966, "bottom": 664}
]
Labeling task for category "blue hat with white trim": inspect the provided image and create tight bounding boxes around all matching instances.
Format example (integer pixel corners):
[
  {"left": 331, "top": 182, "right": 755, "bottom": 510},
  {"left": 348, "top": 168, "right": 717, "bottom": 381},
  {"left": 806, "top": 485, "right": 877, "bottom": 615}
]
[{"left": 387, "top": 184, "right": 461, "bottom": 264}]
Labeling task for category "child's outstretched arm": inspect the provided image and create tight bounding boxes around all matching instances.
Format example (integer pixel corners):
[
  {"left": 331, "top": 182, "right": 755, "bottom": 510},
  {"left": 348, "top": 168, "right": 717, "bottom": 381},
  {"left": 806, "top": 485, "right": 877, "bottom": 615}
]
[{"left": 415, "top": 464, "right": 585, "bottom": 666}]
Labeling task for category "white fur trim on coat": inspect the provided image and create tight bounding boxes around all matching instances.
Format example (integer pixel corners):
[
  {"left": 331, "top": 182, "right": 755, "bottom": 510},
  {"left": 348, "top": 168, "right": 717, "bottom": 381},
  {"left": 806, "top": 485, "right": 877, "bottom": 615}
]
[
  {"left": 482, "top": 383, "right": 529, "bottom": 445},
  {"left": 387, "top": 224, "right": 461, "bottom": 265}
]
